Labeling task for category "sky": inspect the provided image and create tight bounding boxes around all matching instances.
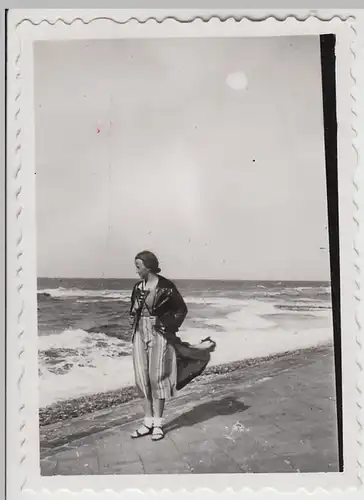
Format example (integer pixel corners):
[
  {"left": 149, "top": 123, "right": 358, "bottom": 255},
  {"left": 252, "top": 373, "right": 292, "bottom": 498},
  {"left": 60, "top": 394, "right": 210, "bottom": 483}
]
[{"left": 34, "top": 36, "right": 330, "bottom": 281}]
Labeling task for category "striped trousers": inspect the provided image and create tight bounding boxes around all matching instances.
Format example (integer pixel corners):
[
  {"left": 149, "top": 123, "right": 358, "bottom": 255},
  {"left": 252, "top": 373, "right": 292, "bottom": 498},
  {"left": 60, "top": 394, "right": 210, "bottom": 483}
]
[{"left": 132, "top": 316, "right": 177, "bottom": 400}]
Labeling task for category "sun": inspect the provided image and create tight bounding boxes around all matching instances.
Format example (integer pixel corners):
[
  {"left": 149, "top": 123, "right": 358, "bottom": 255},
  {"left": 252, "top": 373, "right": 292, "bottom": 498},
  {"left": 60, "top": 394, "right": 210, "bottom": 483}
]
[{"left": 226, "top": 71, "right": 248, "bottom": 91}]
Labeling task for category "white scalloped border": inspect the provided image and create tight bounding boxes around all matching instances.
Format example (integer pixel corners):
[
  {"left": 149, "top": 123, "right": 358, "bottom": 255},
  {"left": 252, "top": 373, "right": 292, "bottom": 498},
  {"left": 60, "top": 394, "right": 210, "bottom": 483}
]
[
  {"left": 6, "top": 10, "right": 363, "bottom": 498},
  {"left": 12, "top": 30, "right": 27, "bottom": 493},
  {"left": 14, "top": 14, "right": 355, "bottom": 27},
  {"left": 351, "top": 21, "right": 364, "bottom": 487}
]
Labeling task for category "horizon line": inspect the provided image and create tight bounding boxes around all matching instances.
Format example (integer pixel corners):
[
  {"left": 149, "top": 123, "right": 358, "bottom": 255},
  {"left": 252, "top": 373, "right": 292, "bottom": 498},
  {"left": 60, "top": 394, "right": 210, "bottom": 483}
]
[{"left": 37, "top": 276, "right": 331, "bottom": 283}]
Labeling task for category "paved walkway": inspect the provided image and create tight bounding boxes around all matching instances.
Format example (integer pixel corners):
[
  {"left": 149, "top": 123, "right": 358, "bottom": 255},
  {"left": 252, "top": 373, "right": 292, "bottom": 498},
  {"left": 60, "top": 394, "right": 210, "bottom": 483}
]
[{"left": 40, "top": 346, "right": 339, "bottom": 475}]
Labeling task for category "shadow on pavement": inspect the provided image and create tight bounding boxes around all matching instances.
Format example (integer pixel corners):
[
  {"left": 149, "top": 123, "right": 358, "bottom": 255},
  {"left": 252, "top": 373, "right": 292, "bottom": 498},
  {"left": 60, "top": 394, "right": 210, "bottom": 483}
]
[{"left": 165, "top": 397, "right": 250, "bottom": 432}]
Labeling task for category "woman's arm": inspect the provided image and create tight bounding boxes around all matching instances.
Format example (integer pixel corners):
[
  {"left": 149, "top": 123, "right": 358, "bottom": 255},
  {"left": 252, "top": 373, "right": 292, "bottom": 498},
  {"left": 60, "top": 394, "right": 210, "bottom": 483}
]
[
  {"left": 130, "top": 283, "right": 137, "bottom": 316},
  {"left": 130, "top": 283, "right": 143, "bottom": 320},
  {"left": 160, "top": 284, "right": 188, "bottom": 333},
  {"left": 172, "top": 285, "right": 188, "bottom": 328}
]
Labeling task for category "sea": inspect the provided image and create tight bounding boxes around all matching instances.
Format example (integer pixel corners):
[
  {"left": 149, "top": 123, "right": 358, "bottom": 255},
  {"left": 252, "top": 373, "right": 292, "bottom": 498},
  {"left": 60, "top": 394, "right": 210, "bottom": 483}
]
[{"left": 37, "top": 278, "right": 333, "bottom": 408}]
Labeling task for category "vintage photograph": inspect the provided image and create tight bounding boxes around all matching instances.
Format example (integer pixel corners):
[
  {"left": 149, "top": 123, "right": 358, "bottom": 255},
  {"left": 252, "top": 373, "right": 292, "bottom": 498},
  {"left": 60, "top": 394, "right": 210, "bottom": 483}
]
[{"left": 36, "top": 34, "right": 340, "bottom": 475}]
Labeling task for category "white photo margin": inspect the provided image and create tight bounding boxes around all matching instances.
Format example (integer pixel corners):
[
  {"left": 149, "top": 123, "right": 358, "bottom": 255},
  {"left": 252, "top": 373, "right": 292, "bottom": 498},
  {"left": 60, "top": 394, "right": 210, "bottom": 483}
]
[{"left": 6, "top": 9, "right": 363, "bottom": 500}]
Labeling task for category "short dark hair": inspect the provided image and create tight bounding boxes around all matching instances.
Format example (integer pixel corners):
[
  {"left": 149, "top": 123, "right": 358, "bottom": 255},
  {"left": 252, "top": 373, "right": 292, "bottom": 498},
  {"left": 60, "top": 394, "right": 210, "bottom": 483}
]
[{"left": 135, "top": 250, "right": 161, "bottom": 274}]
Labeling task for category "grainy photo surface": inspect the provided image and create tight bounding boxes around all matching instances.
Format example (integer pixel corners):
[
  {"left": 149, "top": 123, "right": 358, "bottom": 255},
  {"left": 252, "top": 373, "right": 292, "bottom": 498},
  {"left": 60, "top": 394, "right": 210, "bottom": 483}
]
[{"left": 36, "top": 35, "right": 340, "bottom": 476}]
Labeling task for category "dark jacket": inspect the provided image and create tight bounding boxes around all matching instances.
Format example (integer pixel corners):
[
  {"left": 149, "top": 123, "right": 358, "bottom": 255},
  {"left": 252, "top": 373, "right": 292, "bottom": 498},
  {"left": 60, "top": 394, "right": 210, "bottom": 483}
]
[{"left": 130, "top": 276, "right": 188, "bottom": 343}]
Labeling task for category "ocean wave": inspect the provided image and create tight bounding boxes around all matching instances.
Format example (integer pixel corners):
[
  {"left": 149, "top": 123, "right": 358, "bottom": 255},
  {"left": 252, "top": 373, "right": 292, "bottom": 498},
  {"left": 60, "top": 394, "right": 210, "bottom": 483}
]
[
  {"left": 205, "top": 309, "right": 276, "bottom": 330},
  {"left": 38, "top": 287, "right": 131, "bottom": 302},
  {"left": 276, "top": 304, "right": 331, "bottom": 312},
  {"left": 38, "top": 329, "right": 131, "bottom": 405},
  {"left": 85, "top": 323, "right": 131, "bottom": 340},
  {"left": 184, "top": 295, "right": 330, "bottom": 313},
  {"left": 256, "top": 287, "right": 331, "bottom": 298},
  {"left": 184, "top": 296, "right": 247, "bottom": 307},
  {"left": 184, "top": 288, "right": 331, "bottom": 306},
  {"left": 76, "top": 298, "right": 128, "bottom": 304},
  {"left": 38, "top": 331, "right": 134, "bottom": 407},
  {"left": 199, "top": 299, "right": 330, "bottom": 330},
  {"left": 39, "top": 327, "right": 131, "bottom": 353},
  {"left": 295, "top": 285, "right": 331, "bottom": 294}
]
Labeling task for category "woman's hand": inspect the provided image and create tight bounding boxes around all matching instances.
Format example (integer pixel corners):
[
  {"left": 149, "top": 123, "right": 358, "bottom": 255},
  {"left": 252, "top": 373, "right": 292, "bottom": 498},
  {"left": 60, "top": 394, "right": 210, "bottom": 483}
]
[{"left": 151, "top": 317, "right": 166, "bottom": 331}]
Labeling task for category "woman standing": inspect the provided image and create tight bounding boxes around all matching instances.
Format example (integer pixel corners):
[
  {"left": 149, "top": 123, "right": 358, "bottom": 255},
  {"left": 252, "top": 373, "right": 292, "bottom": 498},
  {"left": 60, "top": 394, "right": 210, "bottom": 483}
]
[{"left": 130, "top": 250, "right": 215, "bottom": 441}]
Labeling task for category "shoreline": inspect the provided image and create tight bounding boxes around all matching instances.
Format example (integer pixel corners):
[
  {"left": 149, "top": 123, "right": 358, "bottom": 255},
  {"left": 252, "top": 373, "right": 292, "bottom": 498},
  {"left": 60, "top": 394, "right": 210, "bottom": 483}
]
[{"left": 39, "top": 342, "right": 332, "bottom": 427}]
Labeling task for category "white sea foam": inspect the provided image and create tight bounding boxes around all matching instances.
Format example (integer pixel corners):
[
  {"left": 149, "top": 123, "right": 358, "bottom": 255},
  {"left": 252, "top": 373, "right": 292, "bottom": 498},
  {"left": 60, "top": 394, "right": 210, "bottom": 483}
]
[
  {"left": 179, "top": 301, "right": 333, "bottom": 366},
  {"left": 205, "top": 308, "right": 276, "bottom": 330},
  {"left": 184, "top": 296, "right": 252, "bottom": 307},
  {"left": 39, "top": 354, "right": 134, "bottom": 408},
  {"left": 38, "top": 287, "right": 131, "bottom": 301},
  {"left": 296, "top": 285, "right": 331, "bottom": 293},
  {"left": 185, "top": 288, "right": 330, "bottom": 305},
  {"left": 179, "top": 325, "right": 333, "bottom": 368},
  {"left": 38, "top": 328, "right": 133, "bottom": 407}
]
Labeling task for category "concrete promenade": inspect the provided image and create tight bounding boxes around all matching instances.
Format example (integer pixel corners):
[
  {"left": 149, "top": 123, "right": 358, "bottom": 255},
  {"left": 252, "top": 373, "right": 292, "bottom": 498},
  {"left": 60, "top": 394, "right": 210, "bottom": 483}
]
[{"left": 40, "top": 346, "right": 339, "bottom": 475}]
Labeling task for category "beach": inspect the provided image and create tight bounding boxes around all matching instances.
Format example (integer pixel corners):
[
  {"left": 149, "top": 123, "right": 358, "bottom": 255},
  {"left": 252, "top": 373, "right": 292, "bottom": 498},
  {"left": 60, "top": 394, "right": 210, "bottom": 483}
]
[{"left": 40, "top": 344, "right": 339, "bottom": 475}]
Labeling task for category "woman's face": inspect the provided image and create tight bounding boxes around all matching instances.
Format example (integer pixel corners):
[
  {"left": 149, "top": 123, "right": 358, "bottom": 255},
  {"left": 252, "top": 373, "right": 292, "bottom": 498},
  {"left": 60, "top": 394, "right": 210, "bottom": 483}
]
[{"left": 135, "top": 259, "right": 149, "bottom": 279}]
